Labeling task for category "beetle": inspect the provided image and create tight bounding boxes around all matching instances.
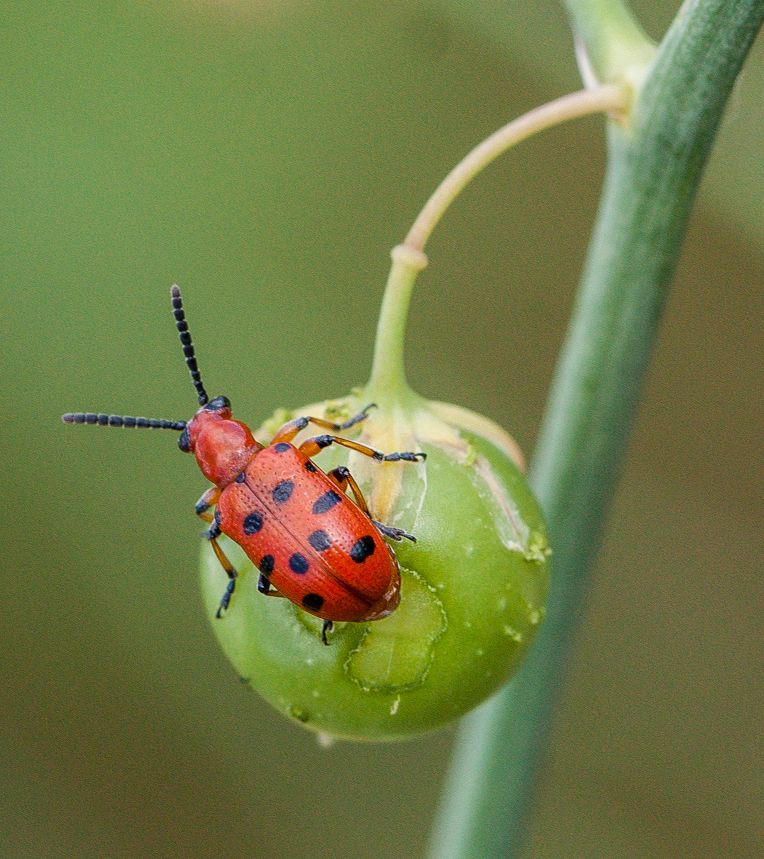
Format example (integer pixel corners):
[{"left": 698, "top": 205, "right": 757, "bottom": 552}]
[{"left": 62, "top": 285, "right": 425, "bottom": 644}]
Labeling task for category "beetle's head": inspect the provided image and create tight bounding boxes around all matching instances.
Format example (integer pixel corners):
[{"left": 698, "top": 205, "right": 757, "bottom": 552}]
[
  {"left": 179, "top": 394, "right": 261, "bottom": 485},
  {"left": 178, "top": 395, "right": 231, "bottom": 452}
]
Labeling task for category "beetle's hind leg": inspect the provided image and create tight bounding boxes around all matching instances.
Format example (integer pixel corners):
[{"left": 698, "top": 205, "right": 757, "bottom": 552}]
[
  {"left": 258, "top": 573, "right": 330, "bottom": 644},
  {"left": 327, "top": 466, "right": 416, "bottom": 543},
  {"left": 257, "top": 574, "right": 286, "bottom": 598},
  {"left": 372, "top": 520, "right": 417, "bottom": 543}
]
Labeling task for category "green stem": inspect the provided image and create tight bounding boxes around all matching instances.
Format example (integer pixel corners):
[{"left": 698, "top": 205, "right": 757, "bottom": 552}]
[
  {"left": 562, "top": 0, "right": 655, "bottom": 84},
  {"left": 367, "top": 86, "right": 629, "bottom": 403},
  {"left": 366, "top": 244, "right": 428, "bottom": 403},
  {"left": 404, "top": 86, "right": 628, "bottom": 253},
  {"left": 427, "top": 2, "right": 764, "bottom": 857}
]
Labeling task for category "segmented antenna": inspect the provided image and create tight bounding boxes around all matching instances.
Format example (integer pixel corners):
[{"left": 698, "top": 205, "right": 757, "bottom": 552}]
[
  {"left": 62, "top": 413, "right": 187, "bottom": 431},
  {"left": 171, "top": 284, "right": 208, "bottom": 406}
]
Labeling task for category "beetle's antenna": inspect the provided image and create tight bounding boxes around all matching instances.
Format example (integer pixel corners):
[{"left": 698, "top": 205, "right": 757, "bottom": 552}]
[
  {"left": 171, "top": 284, "right": 209, "bottom": 406},
  {"left": 62, "top": 413, "right": 187, "bottom": 431}
]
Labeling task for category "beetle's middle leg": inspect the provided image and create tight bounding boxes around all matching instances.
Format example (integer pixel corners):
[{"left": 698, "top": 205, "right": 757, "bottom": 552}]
[
  {"left": 299, "top": 434, "right": 426, "bottom": 464},
  {"left": 326, "top": 465, "right": 416, "bottom": 543}
]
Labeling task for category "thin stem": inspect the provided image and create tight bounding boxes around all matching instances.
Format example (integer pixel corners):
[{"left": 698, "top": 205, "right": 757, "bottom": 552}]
[
  {"left": 427, "top": 1, "right": 764, "bottom": 857},
  {"left": 366, "top": 244, "right": 428, "bottom": 401},
  {"left": 405, "top": 85, "right": 629, "bottom": 254},
  {"left": 367, "top": 85, "right": 630, "bottom": 399}
]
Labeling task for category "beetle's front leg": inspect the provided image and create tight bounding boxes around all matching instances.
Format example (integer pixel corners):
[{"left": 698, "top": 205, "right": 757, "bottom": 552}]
[
  {"left": 269, "top": 403, "right": 377, "bottom": 446},
  {"left": 195, "top": 486, "right": 220, "bottom": 524},
  {"left": 203, "top": 514, "right": 239, "bottom": 618},
  {"left": 195, "top": 490, "right": 238, "bottom": 618}
]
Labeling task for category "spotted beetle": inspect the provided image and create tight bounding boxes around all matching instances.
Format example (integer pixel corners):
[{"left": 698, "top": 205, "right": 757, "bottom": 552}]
[{"left": 63, "top": 286, "right": 425, "bottom": 644}]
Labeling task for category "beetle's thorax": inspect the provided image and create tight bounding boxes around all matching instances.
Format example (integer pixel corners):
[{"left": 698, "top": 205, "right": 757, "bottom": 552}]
[{"left": 186, "top": 408, "right": 262, "bottom": 486}]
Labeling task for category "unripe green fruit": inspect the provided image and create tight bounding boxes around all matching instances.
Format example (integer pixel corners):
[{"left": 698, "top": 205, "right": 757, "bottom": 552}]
[{"left": 200, "top": 394, "right": 550, "bottom": 741}]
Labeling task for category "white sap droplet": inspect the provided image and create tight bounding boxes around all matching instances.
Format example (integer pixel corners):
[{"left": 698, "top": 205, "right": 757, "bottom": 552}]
[{"left": 390, "top": 695, "right": 401, "bottom": 715}]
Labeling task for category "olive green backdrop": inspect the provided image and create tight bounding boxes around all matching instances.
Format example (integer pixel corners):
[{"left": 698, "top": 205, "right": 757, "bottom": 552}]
[{"left": 2, "top": 2, "right": 761, "bottom": 857}]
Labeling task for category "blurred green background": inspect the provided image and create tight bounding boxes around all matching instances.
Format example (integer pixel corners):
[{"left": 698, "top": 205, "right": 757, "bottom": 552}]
[{"left": 2, "top": 2, "right": 761, "bottom": 856}]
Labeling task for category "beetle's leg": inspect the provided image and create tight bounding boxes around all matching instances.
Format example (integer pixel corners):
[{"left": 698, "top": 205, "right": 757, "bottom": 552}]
[
  {"left": 299, "top": 434, "right": 426, "bottom": 463},
  {"left": 269, "top": 404, "right": 377, "bottom": 446},
  {"left": 194, "top": 488, "right": 238, "bottom": 615},
  {"left": 326, "top": 465, "right": 417, "bottom": 542},
  {"left": 321, "top": 620, "right": 333, "bottom": 646},
  {"left": 326, "top": 465, "right": 371, "bottom": 514},
  {"left": 372, "top": 520, "right": 417, "bottom": 543},
  {"left": 195, "top": 486, "right": 221, "bottom": 524},
  {"left": 303, "top": 403, "right": 377, "bottom": 431},
  {"left": 257, "top": 573, "right": 286, "bottom": 597},
  {"left": 202, "top": 513, "right": 238, "bottom": 618}
]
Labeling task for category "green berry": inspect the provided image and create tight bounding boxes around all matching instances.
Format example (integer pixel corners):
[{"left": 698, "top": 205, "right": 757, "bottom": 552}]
[{"left": 200, "top": 394, "right": 550, "bottom": 741}]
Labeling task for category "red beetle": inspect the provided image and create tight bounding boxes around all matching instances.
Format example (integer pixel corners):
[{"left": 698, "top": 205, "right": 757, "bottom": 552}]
[{"left": 63, "top": 287, "right": 424, "bottom": 643}]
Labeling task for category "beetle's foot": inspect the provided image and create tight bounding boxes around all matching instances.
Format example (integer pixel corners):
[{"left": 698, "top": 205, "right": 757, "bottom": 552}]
[
  {"left": 215, "top": 579, "right": 236, "bottom": 618},
  {"left": 375, "top": 450, "right": 427, "bottom": 463},
  {"left": 321, "top": 620, "right": 333, "bottom": 645},
  {"left": 373, "top": 520, "right": 417, "bottom": 543}
]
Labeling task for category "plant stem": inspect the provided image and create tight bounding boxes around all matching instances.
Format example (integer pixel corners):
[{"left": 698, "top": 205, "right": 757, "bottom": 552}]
[
  {"left": 427, "top": 2, "right": 764, "bottom": 857},
  {"left": 404, "top": 86, "right": 628, "bottom": 254},
  {"left": 562, "top": 0, "right": 655, "bottom": 83},
  {"left": 366, "top": 244, "right": 428, "bottom": 402},
  {"left": 367, "top": 86, "right": 629, "bottom": 401}
]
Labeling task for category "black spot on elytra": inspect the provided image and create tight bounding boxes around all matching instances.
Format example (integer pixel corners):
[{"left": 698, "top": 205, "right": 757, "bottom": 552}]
[
  {"left": 302, "top": 593, "right": 324, "bottom": 611},
  {"left": 235, "top": 470, "right": 246, "bottom": 483},
  {"left": 350, "top": 535, "right": 375, "bottom": 563},
  {"left": 289, "top": 553, "right": 309, "bottom": 574},
  {"left": 304, "top": 460, "right": 318, "bottom": 473},
  {"left": 243, "top": 511, "right": 264, "bottom": 534},
  {"left": 272, "top": 479, "right": 294, "bottom": 504},
  {"left": 308, "top": 529, "right": 332, "bottom": 552},
  {"left": 274, "top": 442, "right": 290, "bottom": 453},
  {"left": 312, "top": 489, "right": 341, "bottom": 514},
  {"left": 259, "top": 554, "right": 274, "bottom": 575}
]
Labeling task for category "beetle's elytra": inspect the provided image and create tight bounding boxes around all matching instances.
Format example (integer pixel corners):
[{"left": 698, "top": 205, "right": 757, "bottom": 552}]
[{"left": 63, "top": 286, "right": 425, "bottom": 643}]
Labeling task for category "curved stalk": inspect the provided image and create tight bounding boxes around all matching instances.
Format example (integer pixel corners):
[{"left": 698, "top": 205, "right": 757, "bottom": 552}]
[
  {"left": 427, "top": 2, "right": 764, "bottom": 857},
  {"left": 367, "top": 85, "right": 630, "bottom": 400},
  {"left": 404, "top": 85, "right": 628, "bottom": 254}
]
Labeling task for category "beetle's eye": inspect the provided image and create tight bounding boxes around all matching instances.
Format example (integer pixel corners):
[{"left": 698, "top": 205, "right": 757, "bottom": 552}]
[
  {"left": 178, "top": 427, "right": 191, "bottom": 452},
  {"left": 206, "top": 396, "right": 231, "bottom": 412}
]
